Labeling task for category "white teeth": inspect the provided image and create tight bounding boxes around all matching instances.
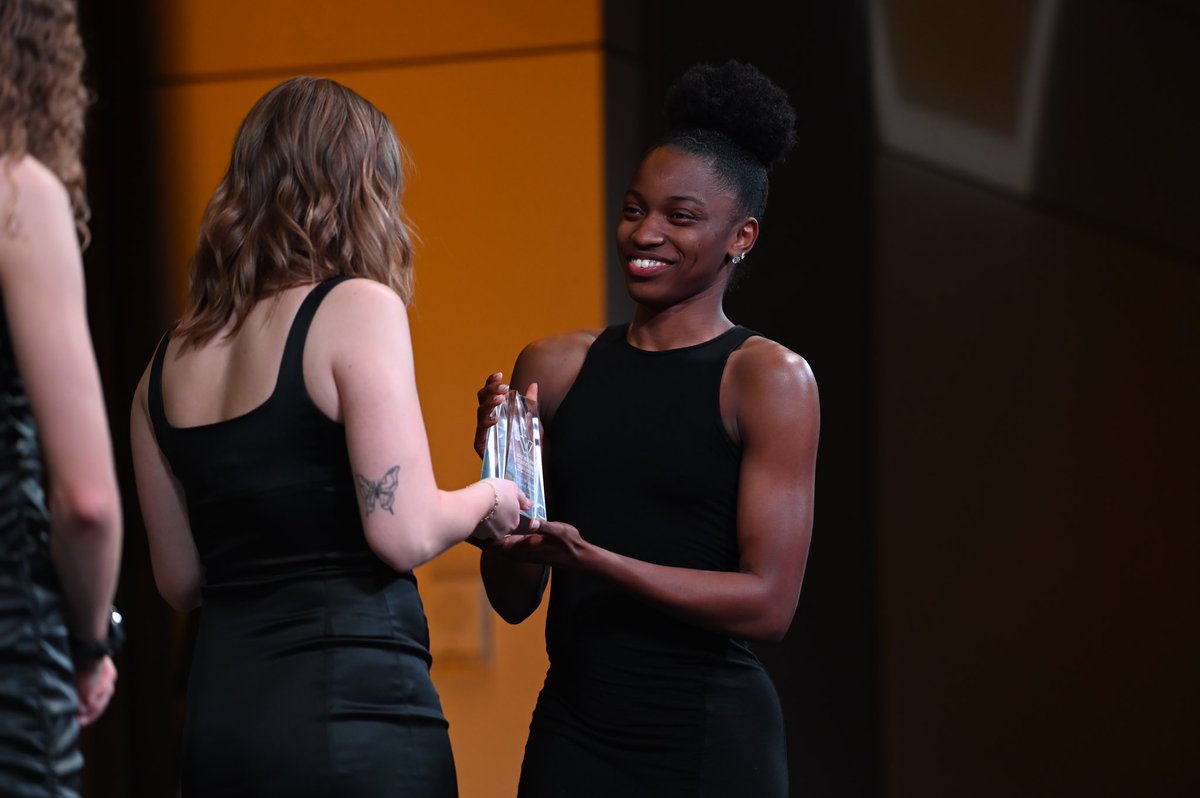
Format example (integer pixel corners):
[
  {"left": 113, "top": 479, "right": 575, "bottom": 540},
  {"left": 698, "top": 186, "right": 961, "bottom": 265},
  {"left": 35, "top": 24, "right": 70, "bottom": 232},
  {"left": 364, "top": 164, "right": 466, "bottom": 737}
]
[{"left": 631, "top": 258, "right": 666, "bottom": 270}]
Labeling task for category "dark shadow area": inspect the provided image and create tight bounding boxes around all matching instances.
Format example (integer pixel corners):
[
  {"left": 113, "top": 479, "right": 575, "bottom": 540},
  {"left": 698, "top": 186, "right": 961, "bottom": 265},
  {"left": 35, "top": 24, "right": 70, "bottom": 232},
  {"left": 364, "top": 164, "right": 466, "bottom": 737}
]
[
  {"left": 872, "top": 0, "right": 1198, "bottom": 795},
  {"left": 77, "top": 1, "right": 185, "bottom": 796}
]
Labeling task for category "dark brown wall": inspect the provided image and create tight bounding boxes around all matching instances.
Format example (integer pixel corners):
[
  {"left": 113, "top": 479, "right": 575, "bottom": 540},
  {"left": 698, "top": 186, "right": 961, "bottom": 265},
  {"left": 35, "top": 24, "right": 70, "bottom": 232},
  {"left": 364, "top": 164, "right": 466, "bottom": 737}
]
[{"left": 875, "top": 0, "right": 1199, "bottom": 795}]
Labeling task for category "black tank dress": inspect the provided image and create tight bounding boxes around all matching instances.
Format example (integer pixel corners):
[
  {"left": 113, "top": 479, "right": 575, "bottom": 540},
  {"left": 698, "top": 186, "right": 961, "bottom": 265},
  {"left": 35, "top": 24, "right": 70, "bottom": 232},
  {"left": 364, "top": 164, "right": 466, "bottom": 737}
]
[
  {"left": 149, "top": 277, "right": 456, "bottom": 797},
  {"left": 0, "top": 301, "right": 82, "bottom": 798},
  {"left": 517, "top": 324, "right": 788, "bottom": 798}
]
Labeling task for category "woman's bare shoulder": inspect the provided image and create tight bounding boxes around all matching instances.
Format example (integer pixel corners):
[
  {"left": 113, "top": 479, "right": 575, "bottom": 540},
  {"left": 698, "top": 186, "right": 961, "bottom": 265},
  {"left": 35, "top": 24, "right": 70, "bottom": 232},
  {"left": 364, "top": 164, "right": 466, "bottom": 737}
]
[
  {"left": 321, "top": 275, "right": 406, "bottom": 310},
  {"left": 307, "top": 276, "right": 409, "bottom": 341},
  {"left": 725, "top": 334, "right": 819, "bottom": 451},
  {"left": 729, "top": 335, "right": 818, "bottom": 404},
  {"left": 511, "top": 329, "right": 603, "bottom": 413},
  {"left": 519, "top": 329, "right": 602, "bottom": 365},
  {"left": 0, "top": 155, "right": 71, "bottom": 252},
  {"left": 0, "top": 155, "right": 68, "bottom": 214}
]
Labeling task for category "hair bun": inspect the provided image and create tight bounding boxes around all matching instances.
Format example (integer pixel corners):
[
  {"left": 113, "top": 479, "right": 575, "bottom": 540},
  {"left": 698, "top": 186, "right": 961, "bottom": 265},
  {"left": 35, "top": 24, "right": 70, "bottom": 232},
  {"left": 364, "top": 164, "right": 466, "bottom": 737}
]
[{"left": 664, "top": 60, "right": 797, "bottom": 171}]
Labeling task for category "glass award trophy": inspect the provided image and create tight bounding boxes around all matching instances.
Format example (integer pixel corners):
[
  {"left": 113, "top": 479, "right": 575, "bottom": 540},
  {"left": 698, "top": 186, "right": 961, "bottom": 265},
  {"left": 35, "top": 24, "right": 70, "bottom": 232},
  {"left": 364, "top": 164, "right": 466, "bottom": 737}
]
[{"left": 480, "top": 389, "right": 546, "bottom": 520}]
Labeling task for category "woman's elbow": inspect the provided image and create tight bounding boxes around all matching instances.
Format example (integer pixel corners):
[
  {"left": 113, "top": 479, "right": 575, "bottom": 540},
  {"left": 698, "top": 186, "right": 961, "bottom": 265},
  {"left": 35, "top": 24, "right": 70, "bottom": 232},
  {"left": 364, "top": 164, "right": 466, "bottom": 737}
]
[
  {"left": 487, "top": 591, "right": 539, "bottom": 625},
  {"left": 365, "top": 527, "right": 436, "bottom": 574},
  {"left": 742, "top": 599, "right": 797, "bottom": 644},
  {"left": 153, "top": 570, "right": 202, "bottom": 613},
  {"left": 163, "top": 587, "right": 202, "bottom": 614},
  {"left": 750, "top": 621, "right": 791, "bottom": 645},
  {"left": 51, "top": 484, "right": 121, "bottom": 538},
  {"left": 153, "top": 575, "right": 201, "bottom": 612}
]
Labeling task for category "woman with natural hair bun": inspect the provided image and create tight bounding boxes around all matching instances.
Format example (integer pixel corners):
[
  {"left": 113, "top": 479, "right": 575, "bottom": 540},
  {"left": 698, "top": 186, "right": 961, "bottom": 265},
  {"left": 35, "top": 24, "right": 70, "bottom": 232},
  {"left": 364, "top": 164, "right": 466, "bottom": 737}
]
[
  {"left": 0, "top": 1, "right": 124, "bottom": 795},
  {"left": 130, "top": 75, "right": 528, "bottom": 796},
  {"left": 474, "top": 60, "right": 817, "bottom": 796}
]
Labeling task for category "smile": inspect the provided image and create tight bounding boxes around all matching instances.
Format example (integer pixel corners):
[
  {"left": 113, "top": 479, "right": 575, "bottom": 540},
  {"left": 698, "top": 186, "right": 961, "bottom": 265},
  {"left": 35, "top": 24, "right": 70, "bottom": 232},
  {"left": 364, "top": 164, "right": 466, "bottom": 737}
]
[{"left": 628, "top": 257, "right": 672, "bottom": 273}]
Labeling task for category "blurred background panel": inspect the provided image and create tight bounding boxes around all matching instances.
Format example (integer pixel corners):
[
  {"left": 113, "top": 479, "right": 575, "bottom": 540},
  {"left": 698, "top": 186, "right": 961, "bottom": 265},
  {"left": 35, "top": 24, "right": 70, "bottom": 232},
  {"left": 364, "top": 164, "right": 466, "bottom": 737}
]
[{"left": 873, "top": 0, "right": 1199, "bottom": 795}]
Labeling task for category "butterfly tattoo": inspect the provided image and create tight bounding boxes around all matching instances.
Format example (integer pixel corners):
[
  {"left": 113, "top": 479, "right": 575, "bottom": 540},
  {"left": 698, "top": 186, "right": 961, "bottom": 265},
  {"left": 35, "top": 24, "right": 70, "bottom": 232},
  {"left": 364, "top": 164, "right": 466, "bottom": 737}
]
[{"left": 356, "top": 465, "right": 401, "bottom": 516}]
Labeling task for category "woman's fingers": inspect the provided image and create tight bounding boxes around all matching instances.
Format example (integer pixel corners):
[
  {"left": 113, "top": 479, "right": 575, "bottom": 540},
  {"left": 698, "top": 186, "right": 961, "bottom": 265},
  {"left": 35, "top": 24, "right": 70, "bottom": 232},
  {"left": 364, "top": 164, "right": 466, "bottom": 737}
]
[
  {"left": 476, "top": 372, "right": 508, "bottom": 403},
  {"left": 475, "top": 373, "right": 510, "bottom": 456},
  {"left": 76, "top": 656, "right": 117, "bottom": 727}
]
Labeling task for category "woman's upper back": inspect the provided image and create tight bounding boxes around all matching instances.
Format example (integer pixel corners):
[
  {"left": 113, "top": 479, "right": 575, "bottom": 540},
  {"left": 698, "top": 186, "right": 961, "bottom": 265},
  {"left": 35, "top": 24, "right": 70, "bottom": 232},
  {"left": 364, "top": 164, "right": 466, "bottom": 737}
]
[
  {"left": 155, "top": 281, "right": 337, "bottom": 429},
  {"left": 148, "top": 277, "right": 370, "bottom": 587}
]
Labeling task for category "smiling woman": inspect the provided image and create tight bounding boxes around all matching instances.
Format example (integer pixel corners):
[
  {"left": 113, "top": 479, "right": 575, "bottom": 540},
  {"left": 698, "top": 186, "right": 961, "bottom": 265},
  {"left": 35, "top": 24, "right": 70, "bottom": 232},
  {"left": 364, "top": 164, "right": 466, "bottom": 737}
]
[
  {"left": 618, "top": 144, "right": 758, "bottom": 308},
  {"left": 472, "top": 60, "right": 819, "bottom": 798}
]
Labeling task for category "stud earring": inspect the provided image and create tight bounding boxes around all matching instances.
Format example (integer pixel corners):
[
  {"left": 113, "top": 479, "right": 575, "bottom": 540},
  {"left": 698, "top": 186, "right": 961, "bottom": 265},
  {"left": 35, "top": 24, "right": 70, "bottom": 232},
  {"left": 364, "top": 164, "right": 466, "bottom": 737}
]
[{"left": 731, "top": 254, "right": 744, "bottom": 265}]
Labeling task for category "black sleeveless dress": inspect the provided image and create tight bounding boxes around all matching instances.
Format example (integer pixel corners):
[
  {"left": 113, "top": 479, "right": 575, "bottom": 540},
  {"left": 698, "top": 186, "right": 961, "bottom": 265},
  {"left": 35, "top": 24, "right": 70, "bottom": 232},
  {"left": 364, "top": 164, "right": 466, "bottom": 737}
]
[
  {"left": 149, "top": 277, "right": 456, "bottom": 797},
  {"left": 0, "top": 301, "right": 82, "bottom": 797},
  {"left": 517, "top": 324, "right": 788, "bottom": 798}
]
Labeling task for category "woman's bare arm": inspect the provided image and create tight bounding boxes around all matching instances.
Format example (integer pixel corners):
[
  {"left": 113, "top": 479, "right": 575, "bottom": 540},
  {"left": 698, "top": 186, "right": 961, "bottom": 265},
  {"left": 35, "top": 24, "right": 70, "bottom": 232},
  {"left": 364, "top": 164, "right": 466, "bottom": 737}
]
[{"left": 0, "top": 157, "right": 122, "bottom": 645}]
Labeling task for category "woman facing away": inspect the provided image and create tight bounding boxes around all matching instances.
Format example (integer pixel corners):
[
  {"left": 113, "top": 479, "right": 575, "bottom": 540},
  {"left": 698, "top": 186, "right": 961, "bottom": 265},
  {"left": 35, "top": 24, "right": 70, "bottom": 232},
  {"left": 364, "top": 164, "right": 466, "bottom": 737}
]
[
  {"left": 474, "top": 60, "right": 819, "bottom": 797},
  {"left": 0, "top": 1, "right": 124, "bottom": 796},
  {"left": 130, "top": 76, "right": 528, "bottom": 797}
]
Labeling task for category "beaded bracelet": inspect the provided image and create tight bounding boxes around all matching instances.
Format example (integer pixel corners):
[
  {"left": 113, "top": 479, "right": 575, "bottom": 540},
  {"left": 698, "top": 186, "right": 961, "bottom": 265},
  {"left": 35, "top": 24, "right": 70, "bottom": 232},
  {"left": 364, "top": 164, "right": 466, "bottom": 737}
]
[{"left": 478, "top": 481, "right": 499, "bottom": 525}]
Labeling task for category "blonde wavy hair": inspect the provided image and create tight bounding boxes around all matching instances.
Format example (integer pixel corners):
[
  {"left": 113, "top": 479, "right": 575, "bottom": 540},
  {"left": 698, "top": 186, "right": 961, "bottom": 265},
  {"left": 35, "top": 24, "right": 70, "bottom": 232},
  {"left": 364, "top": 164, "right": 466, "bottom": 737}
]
[
  {"left": 176, "top": 76, "right": 416, "bottom": 347},
  {"left": 0, "top": 0, "right": 91, "bottom": 243}
]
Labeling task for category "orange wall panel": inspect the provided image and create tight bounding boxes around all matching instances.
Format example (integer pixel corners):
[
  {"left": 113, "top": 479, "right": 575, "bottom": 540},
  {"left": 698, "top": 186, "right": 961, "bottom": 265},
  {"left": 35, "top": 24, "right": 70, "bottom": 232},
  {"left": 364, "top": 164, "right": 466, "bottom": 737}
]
[{"left": 152, "top": 0, "right": 600, "bottom": 80}]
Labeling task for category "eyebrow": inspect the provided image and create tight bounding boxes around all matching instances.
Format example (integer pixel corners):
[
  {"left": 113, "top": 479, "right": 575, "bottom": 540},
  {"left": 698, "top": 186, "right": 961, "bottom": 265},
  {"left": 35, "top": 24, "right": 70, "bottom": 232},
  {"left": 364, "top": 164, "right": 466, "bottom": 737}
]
[{"left": 624, "top": 190, "right": 708, "bottom": 206}]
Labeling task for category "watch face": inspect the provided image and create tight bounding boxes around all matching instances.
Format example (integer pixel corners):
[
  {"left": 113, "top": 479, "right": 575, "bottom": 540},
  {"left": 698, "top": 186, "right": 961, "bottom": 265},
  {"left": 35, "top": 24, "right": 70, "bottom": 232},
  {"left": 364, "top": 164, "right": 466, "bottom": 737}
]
[
  {"left": 109, "top": 608, "right": 125, "bottom": 650},
  {"left": 70, "top": 607, "right": 125, "bottom": 661}
]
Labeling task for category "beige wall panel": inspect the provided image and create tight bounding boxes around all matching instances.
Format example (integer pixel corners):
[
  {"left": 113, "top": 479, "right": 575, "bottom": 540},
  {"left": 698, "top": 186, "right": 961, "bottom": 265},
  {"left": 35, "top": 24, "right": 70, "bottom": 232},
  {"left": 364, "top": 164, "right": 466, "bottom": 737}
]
[
  {"left": 152, "top": 51, "right": 605, "bottom": 798},
  {"left": 152, "top": 0, "right": 600, "bottom": 79}
]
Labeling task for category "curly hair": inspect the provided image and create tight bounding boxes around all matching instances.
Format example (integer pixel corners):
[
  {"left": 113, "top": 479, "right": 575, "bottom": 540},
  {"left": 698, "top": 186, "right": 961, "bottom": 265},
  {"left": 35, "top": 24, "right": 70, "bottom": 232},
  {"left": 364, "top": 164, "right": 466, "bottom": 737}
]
[
  {"left": 176, "top": 76, "right": 417, "bottom": 347},
  {"left": 0, "top": 0, "right": 91, "bottom": 243},
  {"left": 657, "top": 60, "right": 797, "bottom": 219}
]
